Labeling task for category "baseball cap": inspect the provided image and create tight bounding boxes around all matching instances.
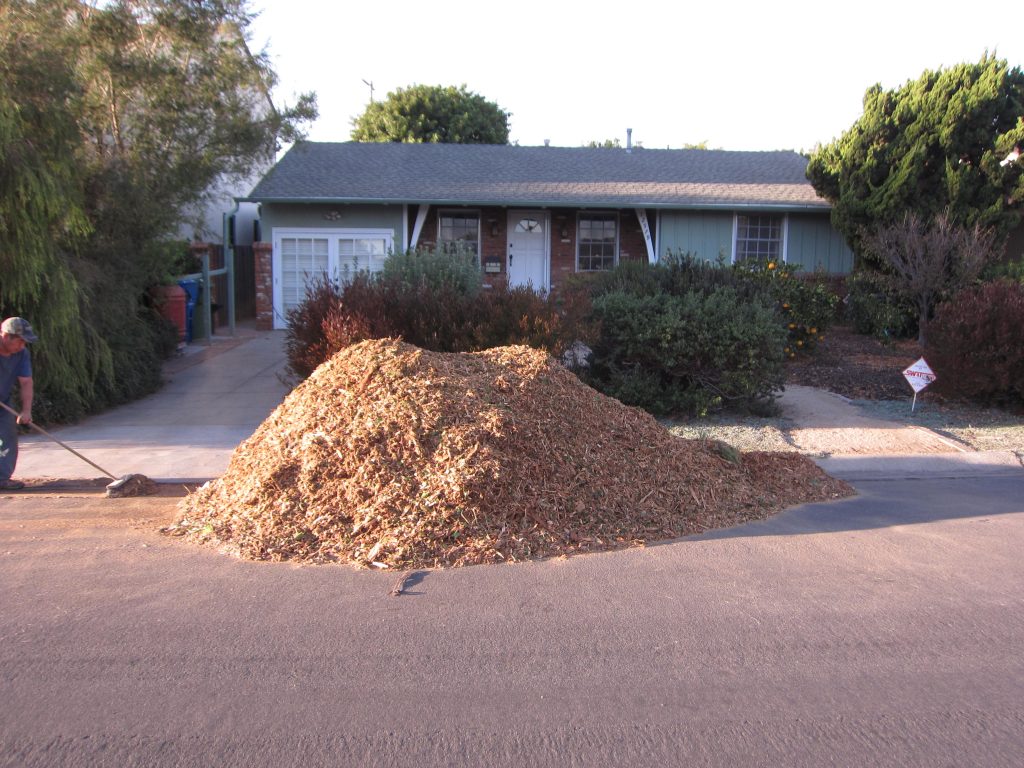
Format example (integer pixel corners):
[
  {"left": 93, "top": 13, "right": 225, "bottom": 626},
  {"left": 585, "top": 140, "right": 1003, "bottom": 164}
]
[{"left": 1, "top": 317, "right": 39, "bottom": 343}]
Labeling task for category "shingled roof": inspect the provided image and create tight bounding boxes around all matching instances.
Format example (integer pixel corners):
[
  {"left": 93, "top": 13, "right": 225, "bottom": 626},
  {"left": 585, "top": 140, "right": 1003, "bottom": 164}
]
[{"left": 246, "top": 141, "right": 829, "bottom": 210}]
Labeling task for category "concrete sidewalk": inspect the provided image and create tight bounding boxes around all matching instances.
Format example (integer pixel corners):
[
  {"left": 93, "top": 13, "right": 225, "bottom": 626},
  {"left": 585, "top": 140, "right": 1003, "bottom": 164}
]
[{"left": 14, "top": 326, "right": 291, "bottom": 484}]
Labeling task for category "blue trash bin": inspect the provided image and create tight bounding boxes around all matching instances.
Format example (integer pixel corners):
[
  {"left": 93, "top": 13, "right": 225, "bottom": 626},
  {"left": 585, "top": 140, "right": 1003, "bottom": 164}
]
[{"left": 177, "top": 279, "right": 200, "bottom": 342}]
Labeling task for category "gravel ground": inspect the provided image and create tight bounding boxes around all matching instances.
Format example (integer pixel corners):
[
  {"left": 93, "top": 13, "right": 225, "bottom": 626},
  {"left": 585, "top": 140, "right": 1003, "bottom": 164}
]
[
  {"left": 852, "top": 397, "right": 1024, "bottom": 454},
  {"left": 666, "top": 397, "right": 1024, "bottom": 458},
  {"left": 665, "top": 413, "right": 797, "bottom": 453},
  {"left": 666, "top": 324, "right": 1024, "bottom": 459}
]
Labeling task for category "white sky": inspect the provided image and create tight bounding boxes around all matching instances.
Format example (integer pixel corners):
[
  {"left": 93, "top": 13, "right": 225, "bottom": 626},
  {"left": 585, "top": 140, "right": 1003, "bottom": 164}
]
[{"left": 249, "top": 0, "right": 1023, "bottom": 153}]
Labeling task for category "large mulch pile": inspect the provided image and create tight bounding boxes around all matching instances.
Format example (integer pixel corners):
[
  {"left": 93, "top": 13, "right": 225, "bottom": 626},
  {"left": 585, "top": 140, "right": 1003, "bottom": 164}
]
[{"left": 168, "top": 339, "right": 853, "bottom": 569}]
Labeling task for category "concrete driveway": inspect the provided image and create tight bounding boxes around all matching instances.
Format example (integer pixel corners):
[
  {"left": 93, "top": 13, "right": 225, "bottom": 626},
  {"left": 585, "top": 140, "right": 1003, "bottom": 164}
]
[{"left": 13, "top": 326, "right": 292, "bottom": 483}]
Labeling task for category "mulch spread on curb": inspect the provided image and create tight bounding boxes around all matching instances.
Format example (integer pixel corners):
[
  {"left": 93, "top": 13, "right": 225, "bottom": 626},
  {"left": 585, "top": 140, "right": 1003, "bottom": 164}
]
[{"left": 168, "top": 339, "right": 853, "bottom": 569}]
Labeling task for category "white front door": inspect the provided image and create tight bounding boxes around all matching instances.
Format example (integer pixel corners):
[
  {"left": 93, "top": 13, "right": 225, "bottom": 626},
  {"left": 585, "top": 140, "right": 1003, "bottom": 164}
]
[{"left": 507, "top": 211, "right": 549, "bottom": 291}]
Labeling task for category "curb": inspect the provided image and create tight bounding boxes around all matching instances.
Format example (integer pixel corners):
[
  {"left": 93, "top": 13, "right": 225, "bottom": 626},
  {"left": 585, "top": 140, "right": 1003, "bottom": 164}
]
[{"left": 814, "top": 450, "right": 1024, "bottom": 481}]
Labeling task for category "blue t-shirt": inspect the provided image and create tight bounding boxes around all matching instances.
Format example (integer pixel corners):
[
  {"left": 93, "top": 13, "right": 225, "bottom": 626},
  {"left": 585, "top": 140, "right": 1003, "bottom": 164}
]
[{"left": 0, "top": 348, "right": 32, "bottom": 404}]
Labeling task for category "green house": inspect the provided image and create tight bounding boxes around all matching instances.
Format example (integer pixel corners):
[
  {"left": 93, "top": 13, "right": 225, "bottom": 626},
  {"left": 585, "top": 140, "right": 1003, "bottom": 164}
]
[{"left": 242, "top": 142, "right": 853, "bottom": 329}]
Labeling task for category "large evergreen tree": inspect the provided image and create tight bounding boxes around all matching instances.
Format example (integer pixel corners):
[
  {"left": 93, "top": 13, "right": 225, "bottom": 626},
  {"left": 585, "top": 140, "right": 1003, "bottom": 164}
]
[
  {"left": 351, "top": 84, "right": 510, "bottom": 144},
  {"left": 808, "top": 54, "right": 1024, "bottom": 262},
  {"left": 0, "top": 0, "right": 316, "bottom": 420}
]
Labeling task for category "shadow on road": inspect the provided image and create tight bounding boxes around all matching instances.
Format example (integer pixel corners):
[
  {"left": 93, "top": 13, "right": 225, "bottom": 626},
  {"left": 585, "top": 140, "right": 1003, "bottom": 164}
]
[{"left": 694, "top": 475, "right": 1024, "bottom": 541}]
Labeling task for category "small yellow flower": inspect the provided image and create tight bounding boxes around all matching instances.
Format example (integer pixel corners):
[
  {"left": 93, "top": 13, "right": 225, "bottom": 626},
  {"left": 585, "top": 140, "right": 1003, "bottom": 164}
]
[
  {"left": 788, "top": 323, "right": 796, "bottom": 330},
  {"left": 819, "top": 335, "right": 825, "bottom": 342},
  {"left": 809, "top": 327, "right": 817, "bottom": 334},
  {"left": 782, "top": 303, "right": 790, "bottom": 310},
  {"left": 767, "top": 261, "right": 776, "bottom": 270},
  {"left": 796, "top": 340, "right": 804, "bottom": 347}
]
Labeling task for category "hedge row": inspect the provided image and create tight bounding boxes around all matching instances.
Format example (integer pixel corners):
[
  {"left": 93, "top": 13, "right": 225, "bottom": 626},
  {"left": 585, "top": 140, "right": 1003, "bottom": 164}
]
[{"left": 286, "top": 249, "right": 838, "bottom": 416}]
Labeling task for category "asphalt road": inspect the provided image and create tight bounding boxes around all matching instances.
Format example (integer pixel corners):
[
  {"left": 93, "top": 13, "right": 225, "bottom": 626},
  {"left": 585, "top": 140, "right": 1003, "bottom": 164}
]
[{"left": 2, "top": 474, "right": 1023, "bottom": 767}]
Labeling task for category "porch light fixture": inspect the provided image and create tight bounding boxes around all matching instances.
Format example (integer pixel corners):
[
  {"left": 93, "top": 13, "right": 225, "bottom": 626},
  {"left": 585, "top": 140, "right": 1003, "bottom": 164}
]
[{"left": 489, "top": 219, "right": 499, "bottom": 237}]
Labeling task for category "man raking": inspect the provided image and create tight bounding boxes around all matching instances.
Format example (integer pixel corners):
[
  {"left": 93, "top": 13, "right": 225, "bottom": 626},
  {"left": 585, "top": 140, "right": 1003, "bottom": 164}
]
[{"left": 0, "top": 316, "right": 37, "bottom": 491}]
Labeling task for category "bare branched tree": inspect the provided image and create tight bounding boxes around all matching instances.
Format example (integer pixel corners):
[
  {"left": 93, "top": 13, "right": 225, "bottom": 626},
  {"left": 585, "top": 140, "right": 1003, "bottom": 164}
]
[{"left": 860, "top": 211, "right": 996, "bottom": 346}]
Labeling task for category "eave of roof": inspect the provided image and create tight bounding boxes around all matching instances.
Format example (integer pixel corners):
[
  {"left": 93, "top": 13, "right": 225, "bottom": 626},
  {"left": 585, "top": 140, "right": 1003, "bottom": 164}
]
[
  {"left": 243, "top": 141, "right": 830, "bottom": 211},
  {"left": 236, "top": 195, "right": 828, "bottom": 212}
]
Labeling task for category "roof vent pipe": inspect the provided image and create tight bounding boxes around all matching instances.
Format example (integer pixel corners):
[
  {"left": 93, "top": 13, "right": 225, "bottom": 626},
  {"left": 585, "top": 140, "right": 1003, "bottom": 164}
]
[
  {"left": 626, "top": 128, "right": 632, "bottom": 153},
  {"left": 544, "top": 139, "right": 550, "bottom": 147}
]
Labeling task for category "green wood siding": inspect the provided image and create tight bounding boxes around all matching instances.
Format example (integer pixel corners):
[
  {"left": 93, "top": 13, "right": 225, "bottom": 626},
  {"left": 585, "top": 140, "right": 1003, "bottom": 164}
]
[
  {"left": 659, "top": 210, "right": 854, "bottom": 274},
  {"left": 261, "top": 204, "right": 404, "bottom": 244},
  {"left": 786, "top": 213, "right": 853, "bottom": 274},
  {"left": 658, "top": 211, "right": 734, "bottom": 263}
]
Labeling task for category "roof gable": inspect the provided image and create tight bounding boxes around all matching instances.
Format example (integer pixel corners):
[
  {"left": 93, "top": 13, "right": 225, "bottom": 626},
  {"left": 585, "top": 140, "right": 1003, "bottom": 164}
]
[{"left": 247, "top": 142, "right": 829, "bottom": 210}]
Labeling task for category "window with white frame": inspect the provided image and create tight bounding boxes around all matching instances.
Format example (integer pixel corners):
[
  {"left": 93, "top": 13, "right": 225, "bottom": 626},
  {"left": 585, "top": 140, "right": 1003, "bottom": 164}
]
[
  {"left": 734, "top": 214, "right": 784, "bottom": 263},
  {"left": 438, "top": 211, "right": 480, "bottom": 257},
  {"left": 337, "top": 236, "right": 388, "bottom": 282},
  {"left": 577, "top": 213, "right": 618, "bottom": 271},
  {"left": 275, "top": 229, "right": 393, "bottom": 324}
]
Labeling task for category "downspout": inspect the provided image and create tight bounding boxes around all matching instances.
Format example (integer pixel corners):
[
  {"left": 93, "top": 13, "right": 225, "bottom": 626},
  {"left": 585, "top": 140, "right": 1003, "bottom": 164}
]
[{"left": 222, "top": 202, "right": 239, "bottom": 337}]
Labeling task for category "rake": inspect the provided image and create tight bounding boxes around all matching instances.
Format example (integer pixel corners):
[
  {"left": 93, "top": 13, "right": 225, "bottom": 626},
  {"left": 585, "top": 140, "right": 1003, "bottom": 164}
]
[{"left": 0, "top": 400, "right": 156, "bottom": 496}]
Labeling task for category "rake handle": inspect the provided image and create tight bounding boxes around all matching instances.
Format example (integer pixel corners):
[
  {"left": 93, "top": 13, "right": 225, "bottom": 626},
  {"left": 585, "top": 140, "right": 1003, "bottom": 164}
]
[{"left": 0, "top": 400, "right": 118, "bottom": 480}]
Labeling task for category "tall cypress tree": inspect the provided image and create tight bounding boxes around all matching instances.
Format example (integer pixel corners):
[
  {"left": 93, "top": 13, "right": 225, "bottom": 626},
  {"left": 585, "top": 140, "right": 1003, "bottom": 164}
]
[{"left": 808, "top": 54, "right": 1024, "bottom": 264}]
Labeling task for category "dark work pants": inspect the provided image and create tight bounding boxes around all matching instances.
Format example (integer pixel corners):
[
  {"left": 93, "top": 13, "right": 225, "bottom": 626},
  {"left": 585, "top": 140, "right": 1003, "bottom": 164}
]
[{"left": 0, "top": 405, "right": 17, "bottom": 481}]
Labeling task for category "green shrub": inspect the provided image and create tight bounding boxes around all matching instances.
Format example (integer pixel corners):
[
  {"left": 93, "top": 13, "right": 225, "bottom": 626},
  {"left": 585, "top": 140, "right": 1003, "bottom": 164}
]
[
  {"left": 661, "top": 250, "right": 750, "bottom": 296},
  {"left": 982, "top": 256, "right": 1024, "bottom": 284},
  {"left": 926, "top": 279, "right": 1024, "bottom": 407},
  {"left": 843, "top": 269, "right": 917, "bottom": 340},
  {"left": 585, "top": 286, "right": 786, "bottom": 416},
  {"left": 381, "top": 245, "right": 482, "bottom": 297},
  {"left": 732, "top": 257, "right": 839, "bottom": 356}
]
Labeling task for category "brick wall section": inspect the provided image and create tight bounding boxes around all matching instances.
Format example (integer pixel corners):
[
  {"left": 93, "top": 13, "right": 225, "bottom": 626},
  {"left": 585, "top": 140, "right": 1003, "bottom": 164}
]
[
  {"left": 412, "top": 205, "right": 653, "bottom": 292},
  {"left": 619, "top": 209, "right": 654, "bottom": 266},
  {"left": 548, "top": 208, "right": 576, "bottom": 291},
  {"left": 550, "top": 208, "right": 653, "bottom": 291},
  {"left": 254, "top": 241, "right": 274, "bottom": 329}
]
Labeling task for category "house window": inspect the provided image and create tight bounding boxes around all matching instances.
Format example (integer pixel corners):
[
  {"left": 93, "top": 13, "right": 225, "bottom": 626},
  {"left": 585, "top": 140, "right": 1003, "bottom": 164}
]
[
  {"left": 577, "top": 213, "right": 618, "bottom": 271},
  {"left": 439, "top": 211, "right": 480, "bottom": 257},
  {"left": 735, "top": 214, "right": 785, "bottom": 263},
  {"left": 274, "top": 228, "right": 393, "bottom": 326},
  {"left": 337, "top": 236, "right": 388, "bottom": 281},
  {"left": 280, "top": 236, "right": 329, "bottom": 310}
]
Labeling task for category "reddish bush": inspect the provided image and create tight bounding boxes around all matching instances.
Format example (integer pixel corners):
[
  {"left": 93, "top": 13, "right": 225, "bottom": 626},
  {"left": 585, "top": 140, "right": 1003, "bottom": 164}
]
[
  {"left": 284, "top": 276, "right": 344, "bottom": 379},
  {"left": 926, "top": 279, "right": 1024, "bottom": 406},
  {"left": 470, "top": 284, "right": 593, "bottom": 352},
  {"left": 286, "top": 274, "right": 592, "bottom": 379}
]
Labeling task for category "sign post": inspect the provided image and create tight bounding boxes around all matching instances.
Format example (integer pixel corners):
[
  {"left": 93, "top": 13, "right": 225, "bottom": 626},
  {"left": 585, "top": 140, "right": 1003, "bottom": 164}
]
[{"left": 902, "top": 358, "right": 937, "bottom": 412}]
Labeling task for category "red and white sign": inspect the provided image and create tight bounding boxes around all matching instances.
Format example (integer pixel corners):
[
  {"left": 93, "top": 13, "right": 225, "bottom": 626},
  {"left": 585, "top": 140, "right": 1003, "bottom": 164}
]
[{"left": 902, "top": 358, "right": 936, "bottom": 393}]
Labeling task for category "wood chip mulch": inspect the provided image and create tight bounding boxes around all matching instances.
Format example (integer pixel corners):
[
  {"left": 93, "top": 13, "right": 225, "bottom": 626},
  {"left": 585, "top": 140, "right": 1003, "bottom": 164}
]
[
  {"left": 167, "top": 339, "right": 854, "bottom": 569},
  {"left": 786, "top": 326, "right": 924, "bottom": 400}
]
